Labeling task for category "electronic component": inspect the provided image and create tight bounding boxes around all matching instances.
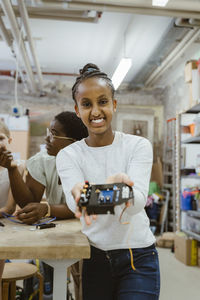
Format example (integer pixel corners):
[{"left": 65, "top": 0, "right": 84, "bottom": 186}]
[
  {"left": 78, "top": 181, "right": 134, "bottom": 215},
  {"left": 36, "top": 223, "right": 56, "bottom": 230}
]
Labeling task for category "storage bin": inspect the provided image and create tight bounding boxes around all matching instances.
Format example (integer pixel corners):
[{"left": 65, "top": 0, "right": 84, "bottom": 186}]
[
  {"left": 189, "top": 123, "right": 195, "bottom": 136},
  {"left": 186, "top": 215, "right": 200, "bottom": 234},
  {"left": 181, "top": 189, "right": 192, "bottom": 210}
]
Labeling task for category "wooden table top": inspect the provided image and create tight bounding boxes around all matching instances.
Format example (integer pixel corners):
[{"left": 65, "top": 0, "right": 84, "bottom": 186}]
[{"left": 0, "top": 218, "right": 90, "bottom": 260}]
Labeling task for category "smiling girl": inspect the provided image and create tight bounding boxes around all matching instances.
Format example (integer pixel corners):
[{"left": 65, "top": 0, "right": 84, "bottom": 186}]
[{"left": 56, "top": 63, "right": 160, "bottom": 300}]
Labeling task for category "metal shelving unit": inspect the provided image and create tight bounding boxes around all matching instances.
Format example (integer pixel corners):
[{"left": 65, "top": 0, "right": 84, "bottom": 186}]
[
  {"left": 175, "top": 114, "right": 181, "bottom": 231},
  {"left": 181, "top": 175, "right": 200, "bottom": 179},
  {"left": 176, "top": 103, "right": 200, "bottom": 238},
  {"left": 163, "top": 117, "right": 177, "bottom": 231}
]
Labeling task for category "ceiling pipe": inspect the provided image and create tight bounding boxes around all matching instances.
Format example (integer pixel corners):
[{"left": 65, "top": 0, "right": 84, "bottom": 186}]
[
  {"left": 17, "top": 0, "right": 43, "bottom": 91},
  {"left": 0, "top": 70, "right": 79, "bottom": 77},
  {"left": 1, "top": 0, "right": 37, "bottom": 92},
  {"left": 144, "top": 28, "right": 200, "bottom": 87},
  {"left": 42, "top": 71, "right": 79, "bottom": 76},
  {"left": 0, "top": 16, "right": 13, "bottom": 47},
  {"left": 22, "top": 14, "right": 100, "bottom": 23},
  {"left": 2, "top": 1, "right": 199, "bottom": 20},
  {"left": 0, "top": 16, "right": 29, "bottom": 91},
  {"left": 0, "top": 7, "right": 101, "bottom": 23},
  {"left": 175, "top": 18, "right": 194, "bottom": 29},
  {"left": 0, "top": 70, "right": 17, "bottom": 78},
  {"left": 1, "top": 2, "right": 200, "bottom": 20},
  {"left": 0, "top": 1, "right": 199, "bottom": 20},
  {"left": 66, "top": 2, "right": 200, "bottom": 20},
  {"left": 189, "top": 18, "right": 200, "bottom": 26},
  {"left": 175, "top": 18, "right": 200, "bottom": 28}
]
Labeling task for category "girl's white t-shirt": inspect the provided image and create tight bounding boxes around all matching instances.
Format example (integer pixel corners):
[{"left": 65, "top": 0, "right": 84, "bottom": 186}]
[{"left": 56, "top": 131, "right": 155, "bottom": 250}]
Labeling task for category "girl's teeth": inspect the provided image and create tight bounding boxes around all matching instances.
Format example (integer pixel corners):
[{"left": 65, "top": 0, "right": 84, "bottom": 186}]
[{"left": 92, "top": 119, "right": 103, "bottom": 123}]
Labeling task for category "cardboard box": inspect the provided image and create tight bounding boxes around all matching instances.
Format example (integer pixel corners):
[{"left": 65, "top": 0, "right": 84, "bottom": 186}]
[
  {"left": 185, "top": 60, "right": 197, "bottom": 83},
  {"left": 197, "top": 247, "right": 200, "bottom": 267},
  {"left": 156, "top": 232, "right": 175, "bottom": 248},
  {"left": 151, "top": 157, "right": 163, "bottom": 188},
  {"left": 174, "top": 232, "right": 198, "bottom": 266}
]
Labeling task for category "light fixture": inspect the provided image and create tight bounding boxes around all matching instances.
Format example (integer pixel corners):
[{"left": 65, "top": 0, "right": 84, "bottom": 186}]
[
  {"left": 152, "top": 0, "right": 169, "bottom": 7},
  {"left": 111, "top": 58, "right": 132, "bottom": 90}
]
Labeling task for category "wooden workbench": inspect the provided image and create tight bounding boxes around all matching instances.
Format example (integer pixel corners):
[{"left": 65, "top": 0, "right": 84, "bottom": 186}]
[{"left": 0, "top": 218, "right": 90, "bottom": 299}]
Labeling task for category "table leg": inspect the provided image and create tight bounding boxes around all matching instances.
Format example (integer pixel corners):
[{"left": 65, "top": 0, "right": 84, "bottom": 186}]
[
  {"left": 43, "top": 259, "right": 78, "bottom": 300},
  {"left": 2, "top": 281, "right": 9, "bottom": 300},
  {"left": 10, "top": 281, "right": 16, "bottom": 300}
]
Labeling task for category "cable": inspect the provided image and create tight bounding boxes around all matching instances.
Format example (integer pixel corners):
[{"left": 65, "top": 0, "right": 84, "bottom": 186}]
[
  {"left": 1, "top": 212, "right": 56, "bottom": 226},
  {"left": 14, "top": 20, "right": 24, "bottom": 108},
  {"left": 119, "top": 206, "right": 129, "bottom": 225},
  {"left": 119, "top": 205, "right": 136, "bottom": 271},
  {"left": 129, "top": 248, "right": 136, "bottom": 271}
]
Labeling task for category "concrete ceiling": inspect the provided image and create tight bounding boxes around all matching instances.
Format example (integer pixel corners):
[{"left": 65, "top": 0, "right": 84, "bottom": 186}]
[{"left": 0, "top": 0, "right": 200, "bottom": 96}]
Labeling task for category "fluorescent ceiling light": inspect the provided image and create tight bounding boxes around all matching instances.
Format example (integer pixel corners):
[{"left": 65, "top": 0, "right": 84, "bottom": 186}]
[
  {"left": 111, "top": 58, "right": 132, "bottom": 90},
  {"left": 152, "top": 0, "right": 169, "bottom": 7}
]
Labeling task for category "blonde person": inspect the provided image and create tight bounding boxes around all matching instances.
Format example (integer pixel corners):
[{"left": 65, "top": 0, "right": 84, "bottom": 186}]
[{"left": 0, "top": 120, "right": 24, "bottom": 300}]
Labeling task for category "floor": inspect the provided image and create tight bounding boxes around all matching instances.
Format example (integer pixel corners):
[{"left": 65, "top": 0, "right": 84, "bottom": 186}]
[{"left": 158, "top": 247, "right": 200, "bottom": 300}]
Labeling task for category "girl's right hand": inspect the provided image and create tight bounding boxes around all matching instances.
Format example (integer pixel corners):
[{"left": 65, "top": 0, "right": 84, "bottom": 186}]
[
  {"left": 0, "top": 146, "right": 14, "bottom": 169},
  {"left": 71, "top": 182, "right": 97, "bottom": 225}
]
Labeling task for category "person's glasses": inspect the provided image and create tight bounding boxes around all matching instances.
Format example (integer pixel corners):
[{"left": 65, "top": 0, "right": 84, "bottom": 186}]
[{"left": 46, "top": 128, "right": 76, "bottom": 142}]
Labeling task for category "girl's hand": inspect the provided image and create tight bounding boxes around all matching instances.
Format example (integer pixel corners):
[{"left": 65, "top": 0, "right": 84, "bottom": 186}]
[
  {"left": 106, "top": 173, "right": 134, "bottom": 208},
  {"left": 15, "top": 202, "right": 48, "bottom": 225},
  {"left": 71, "top": 182, "right": 97, "bottom": 225},
  {"left": 0, "top": 146, "right": 14, "bottom": 169}
]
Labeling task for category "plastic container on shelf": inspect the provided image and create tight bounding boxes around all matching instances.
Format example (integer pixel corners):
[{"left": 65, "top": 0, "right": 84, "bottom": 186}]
[
  {"left": 189, "top": 123, "right": 195, "bottom": 136},
  {"left": 186, "top": 215, "right": 200, "bottom": 234},
  {"left": 181, "top": 188, "right": 192, "bottom": 210}
]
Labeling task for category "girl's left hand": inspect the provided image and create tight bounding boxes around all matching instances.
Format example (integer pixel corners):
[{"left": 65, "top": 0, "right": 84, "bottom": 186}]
[
  {"left": 71, "top": 182, "right": 97, "bottom": 225},
  {"left": 106, "top": 173, "right": 134, "bottom": 208}
]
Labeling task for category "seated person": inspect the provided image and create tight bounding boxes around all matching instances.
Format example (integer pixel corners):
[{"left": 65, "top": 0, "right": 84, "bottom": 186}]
[
  {"left": 0, "top": 112, "right": 88, "bottom": 300},
  {"left": 0, "top": 111, "right": 88, "bottom": 224},
  {"left": 0, "top": 120, "right": 24, "bottom": 300}
]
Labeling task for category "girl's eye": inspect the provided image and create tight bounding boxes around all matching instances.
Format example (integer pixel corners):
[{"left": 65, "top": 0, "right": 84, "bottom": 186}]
[
  {"left": 99, "top": 99, "right": 108, "bottom": 105},
  {"left": 82, "top": 102, "right": 91, "bottom": 108}
]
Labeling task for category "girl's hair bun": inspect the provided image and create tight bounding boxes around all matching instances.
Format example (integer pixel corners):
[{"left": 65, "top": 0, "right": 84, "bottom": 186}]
[
  {"left": 72, "top": 62, "right": 115, "bottom": 102},
  {"left": 79, "top": 63, "right": 100, "bottom": 75}
]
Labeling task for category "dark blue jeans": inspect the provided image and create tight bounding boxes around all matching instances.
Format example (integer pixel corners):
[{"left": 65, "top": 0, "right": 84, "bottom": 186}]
[{"left": 82, "top": 244, "right": 160, "bottom": 300}]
